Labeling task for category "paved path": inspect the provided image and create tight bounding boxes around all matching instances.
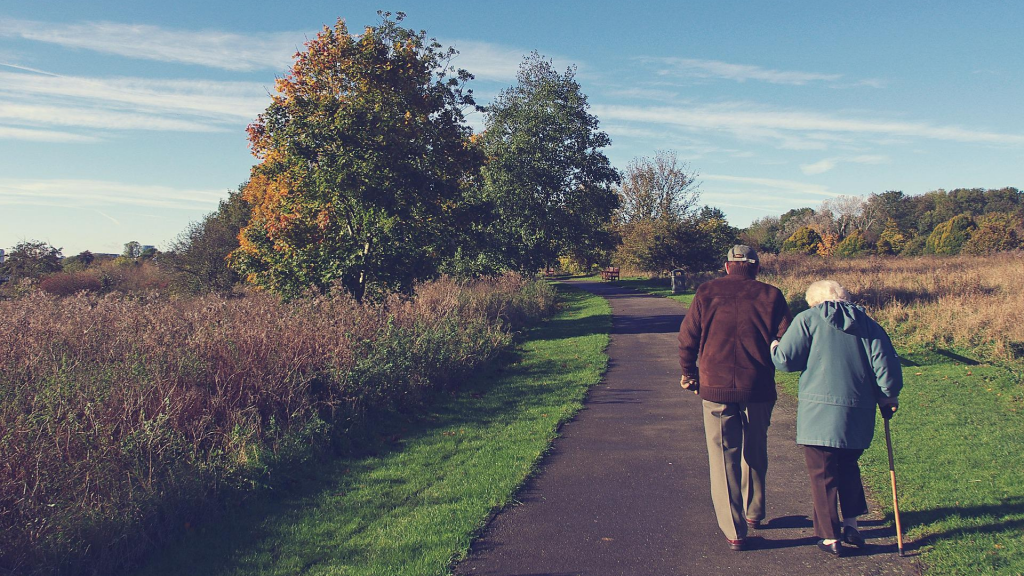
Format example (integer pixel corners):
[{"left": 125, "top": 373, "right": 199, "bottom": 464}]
[{"left": 455, "top": 280, "right": 913, "bottom": 576}]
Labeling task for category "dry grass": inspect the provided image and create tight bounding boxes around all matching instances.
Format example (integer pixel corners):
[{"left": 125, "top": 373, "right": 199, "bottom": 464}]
[
  {"left": 0, "top": 273, "right": 555, "bottom": 576},
  {"left": 758, "top": 251, "right": 1024, "bottom": 359}
]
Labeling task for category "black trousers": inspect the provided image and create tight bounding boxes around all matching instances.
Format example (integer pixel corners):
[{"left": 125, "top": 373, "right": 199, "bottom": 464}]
[{"left": 802, "top": 445, "right": 869, "bottom": 540}]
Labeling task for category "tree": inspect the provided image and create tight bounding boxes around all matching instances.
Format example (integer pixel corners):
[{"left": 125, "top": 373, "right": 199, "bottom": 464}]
[
  {"left": 164, "top": 186, "right": 251, "bottom": 294},
  {"left": 230, "top": 12, "right": 482, "bottom": 300},
  {"left": 864, "top": 190, "right": 912, "bottom": 237},
  {"left": 617, "top": 150, "right": 699, "bottom": 224},
  {"left": 61, "top": 250, "right": 95, "bottom": 273},
  {"left": 613, "top": 150, "right": 703, "bottom": 273},
  {"left": 962, "top": 212, "right": 1024, "bottom": 255},
  {"left": 776, "top": 207, "right": 816, "bottom": 248},
  {"left": 875, "top": 219, "right": 910, "bottom": 255},
  {"left": 0, "top": 240, "right": 62, "bottom": 280},
  {"left": 676, "top": 206, "right": 739, "bottom": 272},
  {"left": 122, "top": 241, "right": 142, "bottom": 259},
  {"left": 480, "top": 52, "right": 620, "bottom": 272},
  {"left": 819, "top": 195, "right": 870, "bottom": 238},
  {"left": 782, "top": 226, "right": 822, "bottom": 255},
  {"left": 834, "top": 230, "right": 870, "bottom": 258},
  {"left": 925, "top": 213, "right": 976, "bottom": 255},
  {"left": 740, "top": 216, "right": 782, "bottom": 254}
]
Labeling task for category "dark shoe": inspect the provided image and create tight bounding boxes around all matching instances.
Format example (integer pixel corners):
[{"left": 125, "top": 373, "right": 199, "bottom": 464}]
[
  {"left": 842, "top": 525, "right": 865, "bottom": 547},
  {"left": 746, "top": 518, "right": 761, "bottom": 529},
  {"left": 727, "top": 538, "right": 746, "bottom": 551},
  {"left": 817, "top": 539, "right": 843, "bottom": 557}
]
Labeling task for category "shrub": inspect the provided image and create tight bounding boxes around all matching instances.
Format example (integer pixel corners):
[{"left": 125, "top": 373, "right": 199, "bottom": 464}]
[
  {"left": 834, "top": 230, "right": 871, "bottom": 258},
  {"left": 876, "top": 219, "right": 910, "bottom": 255},
  {"left": 38, "top": 272, "right": 103, "bottom": 296},
  {"left": 962, "top": 212, "right": 1024, "bottom": 255},
  {"left": 782, "top": 226, "right": 822, "bottom": 255},
  {"left": 0, "top": 273, "right": 554, "bottom": 575},
  {"left": 925, "top": 213, "right": 976, "bottom": 255}
]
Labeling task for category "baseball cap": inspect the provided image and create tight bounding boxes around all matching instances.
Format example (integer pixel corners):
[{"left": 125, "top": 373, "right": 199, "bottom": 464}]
[{"left": 726, "top": 244, "right": 758, "bottom": 263}]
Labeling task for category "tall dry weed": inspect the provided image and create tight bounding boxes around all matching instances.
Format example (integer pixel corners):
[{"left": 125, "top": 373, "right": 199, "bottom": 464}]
[
  {"left": 758, "top": 252, "right": 1024, "bottom": 358},
  {"left": 0, "top": 273, "right": 554, "bottom": 576}
]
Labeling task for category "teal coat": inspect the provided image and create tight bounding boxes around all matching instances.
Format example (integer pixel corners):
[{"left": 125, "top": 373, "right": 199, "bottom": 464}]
[{"left": 771, "top": 301, "right": 903, "bottom": 449}]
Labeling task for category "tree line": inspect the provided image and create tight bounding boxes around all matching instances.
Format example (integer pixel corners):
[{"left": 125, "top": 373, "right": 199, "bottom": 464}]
[
  {"left": 3, "top": 12, "right": 729, "bottom": 300},
  {"left": 740, "top": 187, "right": 1024, "bottom": 257},
  {"left": 9, "top": 12, "right": 1018, "bottom": 300}
]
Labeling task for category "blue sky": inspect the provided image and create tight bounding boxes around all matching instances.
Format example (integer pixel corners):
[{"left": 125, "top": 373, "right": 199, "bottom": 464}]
[{"left": 1, "top": 0, "right": 1021, "bottom": 255}]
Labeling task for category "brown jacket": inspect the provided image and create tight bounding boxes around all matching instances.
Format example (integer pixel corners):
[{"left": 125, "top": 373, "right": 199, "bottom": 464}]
[{"left": 678, "top": 274, "right": 792, "bottom": 403}]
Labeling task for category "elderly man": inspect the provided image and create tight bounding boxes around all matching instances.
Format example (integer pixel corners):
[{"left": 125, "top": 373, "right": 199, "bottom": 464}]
[{"left": 677, "top": 245, "right": 792, "bottom": 551}]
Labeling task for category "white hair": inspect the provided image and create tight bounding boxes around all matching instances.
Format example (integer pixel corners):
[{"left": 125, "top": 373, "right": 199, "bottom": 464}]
[{"left": 805, "top": 280, "right": 851, "bottom": 307}]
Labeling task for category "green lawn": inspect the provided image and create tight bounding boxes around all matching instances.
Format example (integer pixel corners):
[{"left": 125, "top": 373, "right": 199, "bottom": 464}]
[{"left": 133, "top": 286, "right": 611, "bottom": 576}]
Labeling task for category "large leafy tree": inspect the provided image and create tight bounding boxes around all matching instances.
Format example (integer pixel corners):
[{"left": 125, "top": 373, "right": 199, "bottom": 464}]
[
  {"left": 0, "top": 240, "right": 62, "bottom": 281},
  {"left": 480, "top": 52, "right": 620, "bottom": 272},
  {"left": 230, "top": 12, "right": 482, "bottom": 300}
]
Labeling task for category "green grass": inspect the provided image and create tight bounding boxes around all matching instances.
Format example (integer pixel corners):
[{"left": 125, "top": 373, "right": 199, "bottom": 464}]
[{"left": 132, "top": 286, "right": 611, "bottom": 576}]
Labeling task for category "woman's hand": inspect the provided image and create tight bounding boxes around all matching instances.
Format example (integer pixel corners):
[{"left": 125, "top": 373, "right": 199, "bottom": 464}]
[{"left": 878, "top": 397, "right": 899, "bottom": 419}]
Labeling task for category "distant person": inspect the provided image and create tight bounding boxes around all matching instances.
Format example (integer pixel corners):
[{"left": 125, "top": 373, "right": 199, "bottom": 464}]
[
  {"left": 677, "top": 245, "right": 792, "bottom": 551},
  {"left": 770, "top": 280, "right": 902, "bottom": 557}
]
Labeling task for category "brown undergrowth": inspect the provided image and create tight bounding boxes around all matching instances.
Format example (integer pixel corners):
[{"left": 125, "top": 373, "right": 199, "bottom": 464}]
[
  {"left": 0, "top": 273, "right": 555, "bottom": 576},
  {"left": 757, "top": 251, "right": 1024, "bottom": 360}
]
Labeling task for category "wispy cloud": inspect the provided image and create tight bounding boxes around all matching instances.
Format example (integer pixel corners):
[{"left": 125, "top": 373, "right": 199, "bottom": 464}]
[
  {"left": 0, "top": 71, "right": 268, "bottom": 120},
  {"left": 801, "top": 158, "right": 838, "bottom": 175},
  {"left": 592, "top": 102, "right": 1024, "bottom": 147},
  {"left": 0, "top": 102, "right": 222, "bottom": 132},
  {"left": 0, "top": 17, "right": 303, "bottom": 71},
  {"left": 703, "top": 174, "right": 840, "bottom": 198},
  {"left": 0, "top": 125, "right": 98, "bottom": 143},
  {"left": 0, "top": 62, "right": 60, "bottom": 76},
  {"left": 0, "top": 69, "right": 271, "bottom": 139},
  {"left": 800, "top": 154, "right": 890, "bottom": 175},
  {"left": 647, "top": 57, "right": 842, "bottom": 85},
  {"left": 0, "top": 178, "right": 225, "bottom": 210}
]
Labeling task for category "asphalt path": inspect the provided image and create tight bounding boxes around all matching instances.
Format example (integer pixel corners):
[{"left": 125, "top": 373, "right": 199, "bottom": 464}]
[{"left": 455, "top": 280, "right": 914, "bottom": 576}]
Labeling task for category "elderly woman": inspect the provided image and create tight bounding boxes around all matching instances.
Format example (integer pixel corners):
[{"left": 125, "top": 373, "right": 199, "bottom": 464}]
[{"left": 770, "top": 280, "right": 902, "bottom": 557}]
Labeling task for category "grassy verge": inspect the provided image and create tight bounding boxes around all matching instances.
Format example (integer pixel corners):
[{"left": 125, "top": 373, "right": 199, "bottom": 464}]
[{"left": 133, "top": 285, "right": 611, "bottom": 576}]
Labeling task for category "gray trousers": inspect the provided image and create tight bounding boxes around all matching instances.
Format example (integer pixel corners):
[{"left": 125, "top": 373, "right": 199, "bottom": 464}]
[{"left": 701, "top": 399, "right": 774, "bottom": 540}]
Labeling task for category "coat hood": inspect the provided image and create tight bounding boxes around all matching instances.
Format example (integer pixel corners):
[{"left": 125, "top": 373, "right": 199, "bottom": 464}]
[{"left": 816, "top": 300, "right": 871, "bottom": 337}]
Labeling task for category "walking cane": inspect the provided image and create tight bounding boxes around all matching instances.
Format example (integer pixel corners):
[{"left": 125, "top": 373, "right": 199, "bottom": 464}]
[{"left": 883, "top": 410, "right": 905, "bottom": 557}]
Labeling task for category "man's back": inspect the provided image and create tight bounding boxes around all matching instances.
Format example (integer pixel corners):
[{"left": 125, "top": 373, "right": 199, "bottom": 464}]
[{"left": 678, "top": 274, "right": 791, "bottom": 403}]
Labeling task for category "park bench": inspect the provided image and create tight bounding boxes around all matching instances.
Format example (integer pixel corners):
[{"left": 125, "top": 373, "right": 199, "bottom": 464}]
[{"left": 600, "top": 266, "right": 620, "bottom": 281}]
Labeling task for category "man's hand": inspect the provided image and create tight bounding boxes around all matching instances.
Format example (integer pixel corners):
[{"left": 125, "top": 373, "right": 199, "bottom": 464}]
[
  {"left": 879, "top": 398, "right": 899, "bottom": 420},
  {"left": 680, "top": 374, "right": 699, "bottom": 394},
  {"left": 770, "top": 339, "right": 779, "bottom": 353}
]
